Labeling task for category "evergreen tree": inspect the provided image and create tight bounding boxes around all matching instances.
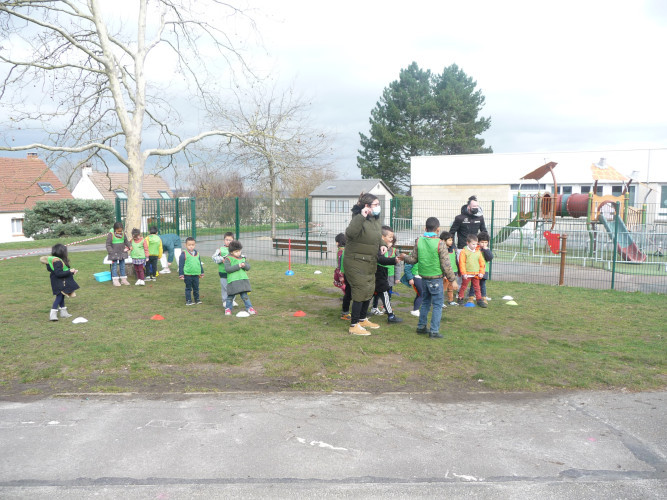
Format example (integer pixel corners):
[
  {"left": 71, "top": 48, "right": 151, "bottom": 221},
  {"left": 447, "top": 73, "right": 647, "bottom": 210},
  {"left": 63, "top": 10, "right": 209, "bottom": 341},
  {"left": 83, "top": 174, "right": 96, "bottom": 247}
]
[{"left": 358, "top": 62, "right": 492, "bottom": 193}]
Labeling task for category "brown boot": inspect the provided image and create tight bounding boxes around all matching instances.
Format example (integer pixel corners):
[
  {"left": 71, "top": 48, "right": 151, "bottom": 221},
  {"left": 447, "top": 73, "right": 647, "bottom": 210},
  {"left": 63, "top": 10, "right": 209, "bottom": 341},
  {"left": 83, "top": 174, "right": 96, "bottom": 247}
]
[
  {"left": 359, "top": 319, "right": 380, "bottom": 329},
  {"left": 349, "top": 323, "right": 371, "bottom": 336}
]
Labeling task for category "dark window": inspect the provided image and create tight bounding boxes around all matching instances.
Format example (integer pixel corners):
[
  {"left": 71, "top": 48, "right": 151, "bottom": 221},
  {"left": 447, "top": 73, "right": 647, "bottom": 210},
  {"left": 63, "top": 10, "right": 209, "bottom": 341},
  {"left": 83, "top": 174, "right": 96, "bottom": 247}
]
[
  {"left": 562, "top": 186, "right": 572, "bottom": 194},
  {"left": 581, "top": 186, "right": 591, "bottom": 194},
  {"left": 611, "top": 185, "right": 622, "bottom": 196}
]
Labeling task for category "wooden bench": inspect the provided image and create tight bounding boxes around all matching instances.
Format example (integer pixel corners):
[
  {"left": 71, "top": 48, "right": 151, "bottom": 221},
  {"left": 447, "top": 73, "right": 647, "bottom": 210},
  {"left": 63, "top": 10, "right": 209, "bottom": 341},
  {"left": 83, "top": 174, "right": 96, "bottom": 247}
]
[{"left": 273, "top": 238, "right": 328, "bottom": 258}]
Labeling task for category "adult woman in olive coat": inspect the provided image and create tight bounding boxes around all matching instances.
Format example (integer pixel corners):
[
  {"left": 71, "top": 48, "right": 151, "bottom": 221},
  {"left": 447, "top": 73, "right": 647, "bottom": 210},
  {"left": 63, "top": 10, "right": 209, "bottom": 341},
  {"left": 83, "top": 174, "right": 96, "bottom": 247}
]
[{"left": 343, "top": 192, "right": 384, "bottom": 335}]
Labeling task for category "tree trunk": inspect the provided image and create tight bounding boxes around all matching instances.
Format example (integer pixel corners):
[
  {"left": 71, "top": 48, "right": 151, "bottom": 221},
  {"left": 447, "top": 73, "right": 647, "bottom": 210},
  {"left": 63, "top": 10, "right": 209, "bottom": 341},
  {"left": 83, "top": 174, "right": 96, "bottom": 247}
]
[
  {"left": 125, "top": 145, "right": 145, "bottom": 236},
  {"left": 269, "top": 159, "right": 277, "bottom": 239}
]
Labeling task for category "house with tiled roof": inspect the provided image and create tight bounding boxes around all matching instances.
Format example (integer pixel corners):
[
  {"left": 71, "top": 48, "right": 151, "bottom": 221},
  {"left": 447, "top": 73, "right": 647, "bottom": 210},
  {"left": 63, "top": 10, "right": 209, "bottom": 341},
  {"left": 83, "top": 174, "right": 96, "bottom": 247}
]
[
  {"left": 0, "top": 154, "right": 74, "bottom": 243},
  {"left": 71, "top": 166, "right": 173, "bottom": 201}
]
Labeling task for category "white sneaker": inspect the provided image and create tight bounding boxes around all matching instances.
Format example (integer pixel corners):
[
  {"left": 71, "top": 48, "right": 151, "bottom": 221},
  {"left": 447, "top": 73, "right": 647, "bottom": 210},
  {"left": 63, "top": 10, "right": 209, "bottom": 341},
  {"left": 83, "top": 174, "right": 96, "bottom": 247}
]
[
  {"left": 370, "top": 307, "right": 384, "bottom": 315},
  {"left": 449, "top": 301, "right": 459, "bottom": 306},
  {"left": 135, "top": 280, "right": 145, "bottom": 286},
  {"left": 410, "top": 310, "right": 420, "bottom": 317},
  {"left": 160, "top": 268, "right": 171, "bottom": 274},
  {"left": 442, "top": 303, "right": 447, "bottom": 308}
]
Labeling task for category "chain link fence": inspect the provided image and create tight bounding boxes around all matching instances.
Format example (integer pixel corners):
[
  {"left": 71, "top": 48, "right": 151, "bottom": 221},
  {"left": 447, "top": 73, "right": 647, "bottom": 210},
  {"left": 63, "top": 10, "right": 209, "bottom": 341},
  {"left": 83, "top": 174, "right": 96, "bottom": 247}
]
[{"left": 140, "top": 196, "right": 667, "bottom": 294}]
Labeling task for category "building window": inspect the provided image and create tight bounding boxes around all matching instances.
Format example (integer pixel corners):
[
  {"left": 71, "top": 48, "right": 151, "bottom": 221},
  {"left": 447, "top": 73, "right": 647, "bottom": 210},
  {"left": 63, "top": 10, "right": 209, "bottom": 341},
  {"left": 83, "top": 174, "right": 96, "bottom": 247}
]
[
  {"left": 325, "top": 200, "right": 336, "bottom": 213},
  {"left": 628, "top": 185, "right": 636, "bottom": 206},
  {"left": 562, "top": 186, "right": 572, "bottom": 194},
  {"left": 143, "top": 192, "right": 150, "bottom": 199},
  {"left": 38, "top": 182, "right": 56, "bottom": 193},
  {"left": 596, "top": 185, "right": 604, "bottom": 195},
  {"left": 114, "top": 189, "right": 127, "bottom": 199},
  {"left": 158, "top": 191, "right": 171, "bottom": 199},
  {"left": 660, "top": 186, "right": 667, "bottom": 213},
  {"left": 337, "top": 200, "right": 349, "bottom": 213},
  {"left": 611, "top": 185, "right": 622, "bottom": 196},
  {"left": 510, "top": 184, "right": 546, "bottom": 191},
  {"left": 581, "top": 186, "right": 590, "bottom": 194},
  {"left": 11, "top": 218, "right": 23, "bottom": 234}
]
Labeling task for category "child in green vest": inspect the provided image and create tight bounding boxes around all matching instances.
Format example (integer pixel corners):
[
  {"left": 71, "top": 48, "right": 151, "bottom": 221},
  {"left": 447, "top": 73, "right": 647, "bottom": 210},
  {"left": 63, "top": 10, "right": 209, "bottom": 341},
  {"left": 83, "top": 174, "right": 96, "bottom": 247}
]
[
  {"left": 403, "top": 217, "right": 458, "bottom": 338},
  {"left": 129, "top": 228, "right": 149, "bottom": 286},
  {"left": 457, "top": 234, "right": 487, "bottom": 308},
  {"left": 334, "top": 233, "right": 351, "bottom": 320},
  {"left": 40, "top": 243, "right": 80, "bottom": 321},
  {"left": 179, "top": 236, "right": 204, "bottom": 305},
  {"left": 372, "top": 226, "right": 403, "bottom": 323},
  {"left": 144, "top": 226, "right": 163, "bottom": 281},
  {"left": 439, "top": 231, "right": 460, "bottom": 306},
  {"left": 105, "top": 222, "right": 131, "bottom": 286},
  {"left": 223, "top": 240, "right": 256, "bottom": 316},
  {"left": 212, "top": 231, "right": 236, "bottom": 310}
]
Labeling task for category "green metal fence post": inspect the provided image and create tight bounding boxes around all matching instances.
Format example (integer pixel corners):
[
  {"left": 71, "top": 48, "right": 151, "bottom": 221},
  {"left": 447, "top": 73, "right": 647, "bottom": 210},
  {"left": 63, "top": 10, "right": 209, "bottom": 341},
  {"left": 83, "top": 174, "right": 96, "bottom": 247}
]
[
  {"left": 611, "top": 201, "right": 620, "bottom": 290},
  {"left": 489, "top": 200, "right": 494, "bottom": 280},
  {"left": 175, "top": 198, "right": 180, "bottom": 237},
  {"left": 191, "top": 197, "right": 196, "bottom": 240},
  {"left": 156, "top": 199, "right": 161, "bottom": 233},
  {"left": 235, "top": 197, "right": 240, "bottom": 239},
  {"left": 305, "top": 197, "right": 309, "bottom": 264},
  {"left": 390, "top": 197, "right": 395, "bottom": 230},
  {"left": 115, "top": 198, "right": 121, "bottom": 223}
]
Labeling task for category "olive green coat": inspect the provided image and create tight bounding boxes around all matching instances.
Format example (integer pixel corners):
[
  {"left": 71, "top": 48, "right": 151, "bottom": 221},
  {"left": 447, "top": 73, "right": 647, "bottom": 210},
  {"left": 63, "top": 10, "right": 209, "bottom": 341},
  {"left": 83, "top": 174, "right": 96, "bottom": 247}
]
[{"left": 343, "top": 212, "right": 382, "bottom": 302}]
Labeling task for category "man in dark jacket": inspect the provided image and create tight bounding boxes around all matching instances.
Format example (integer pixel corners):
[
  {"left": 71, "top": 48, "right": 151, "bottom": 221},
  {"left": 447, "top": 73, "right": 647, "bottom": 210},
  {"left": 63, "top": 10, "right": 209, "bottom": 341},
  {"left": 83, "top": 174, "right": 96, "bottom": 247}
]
[{"left": 450, "top": 197, "right": 487, "bottom": 249}]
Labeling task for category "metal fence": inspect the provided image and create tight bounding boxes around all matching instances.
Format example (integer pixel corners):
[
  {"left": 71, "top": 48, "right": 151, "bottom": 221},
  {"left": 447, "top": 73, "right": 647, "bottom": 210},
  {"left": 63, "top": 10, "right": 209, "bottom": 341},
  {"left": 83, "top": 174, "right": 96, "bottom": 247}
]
[
  {"left": 115, "top": 197, "right": 196, "bottom": 237},
  {"left": 126, "top": 195, "right": 667, "bottom": 294}
]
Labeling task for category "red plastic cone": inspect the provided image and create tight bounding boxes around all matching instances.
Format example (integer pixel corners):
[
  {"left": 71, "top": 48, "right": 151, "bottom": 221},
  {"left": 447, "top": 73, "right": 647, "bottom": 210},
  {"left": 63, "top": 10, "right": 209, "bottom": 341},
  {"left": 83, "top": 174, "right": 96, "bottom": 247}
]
[
  {"left": 293, "top": 310, "right": 306, "bottom": 317},
  {"left": 151, "top": 314, "right": 165, "bottom": 320}
]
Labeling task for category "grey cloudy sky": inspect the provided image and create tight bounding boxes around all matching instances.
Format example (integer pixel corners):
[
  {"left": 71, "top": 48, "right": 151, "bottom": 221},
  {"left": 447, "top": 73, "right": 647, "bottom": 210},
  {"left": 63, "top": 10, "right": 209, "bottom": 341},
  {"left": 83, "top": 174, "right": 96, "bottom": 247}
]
[{"left": 249, "top": 0, "right": 667, "bottom": 179}]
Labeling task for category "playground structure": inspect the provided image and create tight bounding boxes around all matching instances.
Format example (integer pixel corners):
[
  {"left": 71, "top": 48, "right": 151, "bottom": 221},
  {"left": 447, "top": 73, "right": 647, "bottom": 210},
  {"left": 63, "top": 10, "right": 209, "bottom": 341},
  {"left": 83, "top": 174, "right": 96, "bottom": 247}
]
[{"left": 495, "top": 161, "right": 651, "bottom": 263}]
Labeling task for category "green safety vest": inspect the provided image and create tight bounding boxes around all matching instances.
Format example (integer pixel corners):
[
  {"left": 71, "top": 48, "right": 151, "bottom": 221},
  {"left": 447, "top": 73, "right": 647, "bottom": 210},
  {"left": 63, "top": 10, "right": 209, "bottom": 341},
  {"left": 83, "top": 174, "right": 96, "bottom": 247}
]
[
  {"left": 226, "top": 255, "right": 248, "bottom": 283},
  {"left": 47, "top": 256, "right": 69, "bottom": 272},
  {"left": 416, "top": 236, "right": 442, "bottom": 276},
  {"left": 130, "top": 239, "right": 146, "bottom": 259},
  {"left": 339, "top": 248, "right": 345, "bottom": 274},
  {"left": 146, "top": 234, "right": 161, "bottom": 255},
  {"left": 378, "top": 247, "right": 396, "bottom": 276},
  {"left": 461, "top": 247, "right": 482, "bottom": 274},
  {"left": 183, "top": 250, "right": 202, "bottom": 275},
  {"left": 448, "top": 249, "right": 458, "bottom": 273},
  {"left": 110, "top": 229, "right": 124, "bottom": 245},
  {"left": 217, "top": 246, "right": 230, "bottom": 273}
]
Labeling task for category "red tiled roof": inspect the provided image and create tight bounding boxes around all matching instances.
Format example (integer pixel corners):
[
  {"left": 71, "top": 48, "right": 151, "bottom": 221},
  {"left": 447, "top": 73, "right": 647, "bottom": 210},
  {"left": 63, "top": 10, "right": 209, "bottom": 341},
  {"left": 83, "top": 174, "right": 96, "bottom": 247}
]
[
  {"left": 0, "top": 156, "right": 73, "bottom": 212},
  {"left": 86, "top": 171, "right": 173, "bottom": 200}
]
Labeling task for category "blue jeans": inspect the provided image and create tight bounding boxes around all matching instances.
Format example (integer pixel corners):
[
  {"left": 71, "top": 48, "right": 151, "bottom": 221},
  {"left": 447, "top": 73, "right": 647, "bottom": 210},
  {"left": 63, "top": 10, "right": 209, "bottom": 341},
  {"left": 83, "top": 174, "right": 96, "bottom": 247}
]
[
  {"left": 419, "top": 277, "right": 444, "bottom": 334},
  {"left": 226, "top": 292, "right": 252, "bottom": 310},
  {"left": 184, "top": 275, "right": 200, "bottom": 303},
  {"left": 111, "top": 259, "right": 126, "bottom": 278}
]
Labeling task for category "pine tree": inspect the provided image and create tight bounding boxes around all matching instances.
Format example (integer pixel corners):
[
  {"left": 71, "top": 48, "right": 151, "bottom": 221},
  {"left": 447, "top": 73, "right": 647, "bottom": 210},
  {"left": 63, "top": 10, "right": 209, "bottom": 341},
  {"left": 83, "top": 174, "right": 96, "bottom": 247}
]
[{"left": 358, "top": 62, "right": 492, "bottom": 193}]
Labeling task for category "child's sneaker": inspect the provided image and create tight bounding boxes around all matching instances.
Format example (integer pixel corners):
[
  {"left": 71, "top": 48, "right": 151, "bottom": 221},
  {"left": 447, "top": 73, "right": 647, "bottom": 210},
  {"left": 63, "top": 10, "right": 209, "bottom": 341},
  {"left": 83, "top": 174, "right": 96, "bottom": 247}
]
[
  {"left": 349, "top": 323, "right": 371, "bottom": 336},
  {"left": 359, "top": 319, "right": 380, "bottom": 329},
  {"left": 476, "top": 299, "right": 488, "bottom": 308},
  {"left": 224, "top": 308, "right": 231, "bottom": 316},
  {"left": 441, "top": 303, "right": 447, "bottom": 308},
  {"left": 449, "top": 301, "right": 459, "bottom": 306},
  {"left": 186, "top": 301, "right": 194, "bottom": 306},
  {"left": 340, "top": 312, "right": 351, "bottom": 321},
  {"left": 457, "top": 297, "right": 465, "bottom": 306},
  {"left": 196, "top": 300, "right": 203, "bottom": 304},
  {"left": 410, "top": 310, "right": 420, "bottom": 317},
  {"left": 370, "top": 307, "right": 384, "bottom": 315},
  {"left": 248, "top": 307, "right": 257, "bottom": 315},
  {"left": 485, "top": 296, "right": 491, "bottom": 301}
]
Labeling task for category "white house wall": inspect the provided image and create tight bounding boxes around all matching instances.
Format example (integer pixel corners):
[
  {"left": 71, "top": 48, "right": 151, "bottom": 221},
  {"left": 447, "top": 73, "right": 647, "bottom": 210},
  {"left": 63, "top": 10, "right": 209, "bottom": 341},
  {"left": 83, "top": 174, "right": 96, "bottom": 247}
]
[
  {"left": 71, "top": 174, "right": 104, "bottom": 200},
  {"left": 0, "top": 212, "right": 31, "bottom": 243}
]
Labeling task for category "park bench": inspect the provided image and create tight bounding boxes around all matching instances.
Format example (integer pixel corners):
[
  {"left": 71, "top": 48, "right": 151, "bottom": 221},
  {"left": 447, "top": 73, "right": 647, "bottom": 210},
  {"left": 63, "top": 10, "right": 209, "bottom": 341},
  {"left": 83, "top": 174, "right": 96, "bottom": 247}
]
[{"left": 273, "top": 237, "right": 329, "bottom": 258}]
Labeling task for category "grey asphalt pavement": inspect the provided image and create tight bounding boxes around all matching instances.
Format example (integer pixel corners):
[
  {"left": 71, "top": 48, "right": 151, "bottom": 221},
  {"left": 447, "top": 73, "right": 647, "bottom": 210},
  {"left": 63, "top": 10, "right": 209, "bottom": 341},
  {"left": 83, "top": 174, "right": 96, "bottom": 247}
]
[{"left": 1, "top": 391, "right": 665, "bottom": 498}]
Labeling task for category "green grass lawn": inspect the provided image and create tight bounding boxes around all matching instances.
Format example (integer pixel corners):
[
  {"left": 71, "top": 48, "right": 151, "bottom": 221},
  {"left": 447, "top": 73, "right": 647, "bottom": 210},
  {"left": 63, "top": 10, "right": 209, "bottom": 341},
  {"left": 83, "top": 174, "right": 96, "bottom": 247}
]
[{"left": 0, "top": 249, "right": 665, "bottom": 397}]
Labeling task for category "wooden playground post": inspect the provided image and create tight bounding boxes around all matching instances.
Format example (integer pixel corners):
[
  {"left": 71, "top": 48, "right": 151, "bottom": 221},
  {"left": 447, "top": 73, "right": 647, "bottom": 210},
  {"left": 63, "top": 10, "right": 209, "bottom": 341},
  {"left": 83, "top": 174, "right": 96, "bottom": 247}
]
[{"left": 558, "top": 233, "right": 568, "bottom": 286}]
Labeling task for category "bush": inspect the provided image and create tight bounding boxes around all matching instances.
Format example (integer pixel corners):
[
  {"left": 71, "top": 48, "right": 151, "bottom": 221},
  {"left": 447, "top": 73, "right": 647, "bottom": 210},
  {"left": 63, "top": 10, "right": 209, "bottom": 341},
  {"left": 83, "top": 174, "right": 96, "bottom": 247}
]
[{"left": 23, "top": 199, "right": 114, "bottom": 239}]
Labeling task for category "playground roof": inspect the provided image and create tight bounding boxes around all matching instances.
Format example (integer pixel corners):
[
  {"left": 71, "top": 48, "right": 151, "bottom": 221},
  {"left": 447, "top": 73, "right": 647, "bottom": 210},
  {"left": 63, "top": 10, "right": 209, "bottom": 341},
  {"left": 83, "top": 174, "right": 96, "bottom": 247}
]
[{"left": 411, "top": 148, "right": 667, "bottom": 186}]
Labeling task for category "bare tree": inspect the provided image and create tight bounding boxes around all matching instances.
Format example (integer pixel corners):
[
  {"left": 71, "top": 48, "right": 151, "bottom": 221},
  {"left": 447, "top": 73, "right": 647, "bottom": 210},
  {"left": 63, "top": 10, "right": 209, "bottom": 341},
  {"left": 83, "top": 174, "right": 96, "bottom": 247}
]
[
  {"left": 189, "top": 166, "right": 245, "bottom": 228},
  {"left": 0, "top": 0, "right": 255, "bottom": 232},
  {"left": 209, "top": 82, "right": 334, "bottom": 237}
]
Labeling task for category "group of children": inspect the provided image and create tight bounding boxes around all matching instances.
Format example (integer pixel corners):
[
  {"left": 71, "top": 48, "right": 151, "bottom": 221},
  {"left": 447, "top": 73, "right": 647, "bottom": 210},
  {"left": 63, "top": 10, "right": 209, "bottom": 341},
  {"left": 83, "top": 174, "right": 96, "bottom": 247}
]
[
  {"left": 44, "top": 227, "right": 256, "bottom": 321},
  {"left": 334, "top": 217, "right": 493, "bottom": 338}
]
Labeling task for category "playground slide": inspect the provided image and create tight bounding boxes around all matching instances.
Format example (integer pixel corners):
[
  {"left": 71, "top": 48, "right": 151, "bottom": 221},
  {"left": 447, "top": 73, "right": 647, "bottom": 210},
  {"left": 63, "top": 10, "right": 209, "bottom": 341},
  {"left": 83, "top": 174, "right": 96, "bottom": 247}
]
[
  {"left": 492, "top": 212, "right": 531, "bottom": 245},
  {"left": 597, "top": 214, "right": 647, "bottom": 263}
]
